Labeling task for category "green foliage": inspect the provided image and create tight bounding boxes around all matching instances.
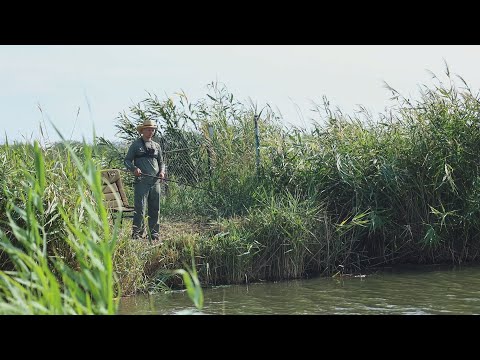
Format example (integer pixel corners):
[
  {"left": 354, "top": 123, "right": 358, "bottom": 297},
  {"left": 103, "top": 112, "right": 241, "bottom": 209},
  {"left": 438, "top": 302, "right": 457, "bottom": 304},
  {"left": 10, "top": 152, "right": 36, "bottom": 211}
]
[
  {"left": 0, "top": 139, "right": 119, "bottom": 314},
  {"left": 294, "top": 67, "right": 480, "bottom": 265},
  {"left": 6, "top": 65, "right": 479, "bottom": 304},
  {"left": 173, "top": 249, "right": 203, "bottom": 310},
  {"left": 108, "top": 70, "right": 480, "bottom": 283}
]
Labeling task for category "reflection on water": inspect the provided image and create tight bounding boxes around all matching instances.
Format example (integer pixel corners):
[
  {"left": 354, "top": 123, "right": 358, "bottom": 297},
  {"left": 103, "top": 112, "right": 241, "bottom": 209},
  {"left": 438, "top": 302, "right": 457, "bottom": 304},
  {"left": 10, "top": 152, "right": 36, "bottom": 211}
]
[{"left": 118, "top": 264, "right": 480, "bottom": 315}]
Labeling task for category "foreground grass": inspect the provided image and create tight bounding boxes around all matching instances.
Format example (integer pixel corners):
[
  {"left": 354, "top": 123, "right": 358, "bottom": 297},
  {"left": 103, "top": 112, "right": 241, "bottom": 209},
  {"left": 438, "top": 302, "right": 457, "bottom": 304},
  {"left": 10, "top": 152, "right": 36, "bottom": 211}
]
[
  {"left": 0, "top": 140, "right": 119, "bottom": 314},
  {"left": 0, "top": 139, "right": 203, "bottom": 313}
]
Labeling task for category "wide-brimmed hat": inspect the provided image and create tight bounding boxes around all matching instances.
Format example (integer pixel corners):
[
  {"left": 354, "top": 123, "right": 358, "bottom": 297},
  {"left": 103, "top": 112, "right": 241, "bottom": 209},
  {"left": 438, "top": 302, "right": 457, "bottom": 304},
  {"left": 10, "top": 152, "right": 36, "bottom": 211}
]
[{"left": 137, "top": 119, "right": 158, "bottom": 133}]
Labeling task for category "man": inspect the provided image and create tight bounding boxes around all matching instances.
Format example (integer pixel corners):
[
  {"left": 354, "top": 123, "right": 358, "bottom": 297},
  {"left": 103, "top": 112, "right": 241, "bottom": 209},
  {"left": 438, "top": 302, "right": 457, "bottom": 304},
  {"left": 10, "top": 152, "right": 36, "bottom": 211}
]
[{"left": 124, "top": 119, "right": 165, "bottom": 241}]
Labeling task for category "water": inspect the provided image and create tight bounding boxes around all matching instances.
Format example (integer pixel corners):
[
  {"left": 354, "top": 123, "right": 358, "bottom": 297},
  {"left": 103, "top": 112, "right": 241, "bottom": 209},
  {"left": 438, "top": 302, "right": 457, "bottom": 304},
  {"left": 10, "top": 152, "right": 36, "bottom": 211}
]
[{"left": 118, "top": 264, "right": 480, "bottom": 315}]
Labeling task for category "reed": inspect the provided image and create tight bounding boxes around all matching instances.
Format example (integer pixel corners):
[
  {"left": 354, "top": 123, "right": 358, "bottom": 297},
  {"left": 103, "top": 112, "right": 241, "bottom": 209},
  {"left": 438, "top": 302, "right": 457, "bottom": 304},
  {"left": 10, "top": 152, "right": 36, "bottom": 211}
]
[
  {"left": 5, "top": 65, "right": 480, "bottom": 303},
  {"left": 115, "top": 69, "right": 480, "bottom": 286},
  {"left": 0, "top": 140, "right": 119, "bottom": 314}
]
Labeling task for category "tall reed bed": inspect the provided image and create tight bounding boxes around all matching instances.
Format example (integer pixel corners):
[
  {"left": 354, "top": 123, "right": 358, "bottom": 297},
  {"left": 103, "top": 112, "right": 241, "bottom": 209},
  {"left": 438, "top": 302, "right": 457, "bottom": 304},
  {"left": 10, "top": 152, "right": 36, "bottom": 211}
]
[
  {"left": 113, "top": 71, "right": 480, "bottom": 286},
  {"left": 0, "top": 140, "right": 119, "bottom": 314},
  {"left": 113, "top": 82, "right": 351, "bottom": 284},
  {"left": 273, "top": 69, "right": 480, "bottom": 268}
]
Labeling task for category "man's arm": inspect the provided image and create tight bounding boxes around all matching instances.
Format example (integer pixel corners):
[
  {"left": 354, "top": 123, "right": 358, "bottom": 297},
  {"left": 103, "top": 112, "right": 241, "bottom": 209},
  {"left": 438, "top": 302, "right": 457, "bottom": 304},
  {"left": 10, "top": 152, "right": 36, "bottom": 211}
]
[
  {"left": 124, "top": 142, "right": 137, "bottom": 172},
  {"left": 157, "top": 144, "right": 165, "bottom": 179}
]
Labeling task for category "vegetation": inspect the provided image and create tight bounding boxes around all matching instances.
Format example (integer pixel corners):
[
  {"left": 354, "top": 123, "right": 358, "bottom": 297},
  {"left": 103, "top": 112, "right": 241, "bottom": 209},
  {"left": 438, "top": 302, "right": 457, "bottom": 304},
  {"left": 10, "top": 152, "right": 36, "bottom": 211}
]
[
  {"left": 2, "top": 66, "right": 480, "bottom": 313},
  {"left": 0, "top": 139, "right": 118, "bottom": 314},
  {"left": 111, "top": 69, "right": 480, "bottom": 286}
]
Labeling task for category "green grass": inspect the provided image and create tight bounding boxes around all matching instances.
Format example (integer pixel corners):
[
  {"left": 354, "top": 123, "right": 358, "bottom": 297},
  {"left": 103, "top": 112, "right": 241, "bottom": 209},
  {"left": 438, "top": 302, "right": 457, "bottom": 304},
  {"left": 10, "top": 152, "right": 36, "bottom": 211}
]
[
  {"left": 4, "top": 67, "right": 480, "bottom": 307},
  {"left": 0, "top": 139, "right": 119, "bottom": 314}
]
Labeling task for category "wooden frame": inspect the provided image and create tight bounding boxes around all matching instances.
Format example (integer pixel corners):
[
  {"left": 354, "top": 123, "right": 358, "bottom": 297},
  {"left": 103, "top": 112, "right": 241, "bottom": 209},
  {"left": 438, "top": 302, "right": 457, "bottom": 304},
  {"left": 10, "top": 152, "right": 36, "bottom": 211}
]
[{"left": 100, "top": 169, "right": 134, "bottom": 221}]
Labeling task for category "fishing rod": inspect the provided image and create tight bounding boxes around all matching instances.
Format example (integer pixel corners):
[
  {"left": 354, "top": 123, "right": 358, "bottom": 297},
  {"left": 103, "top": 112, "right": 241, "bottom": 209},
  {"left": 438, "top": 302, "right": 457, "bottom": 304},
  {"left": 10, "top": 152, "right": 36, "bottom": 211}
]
[
  {"left": 120, "top": 168, "right": 219, "bottom": 195},
  {"left": 119, "top": 169, "right": 241, "bottom": 213}
]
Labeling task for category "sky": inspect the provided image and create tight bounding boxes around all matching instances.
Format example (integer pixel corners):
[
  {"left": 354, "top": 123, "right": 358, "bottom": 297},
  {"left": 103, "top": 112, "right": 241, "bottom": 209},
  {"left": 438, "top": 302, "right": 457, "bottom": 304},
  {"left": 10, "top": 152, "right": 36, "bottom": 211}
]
[{"left": 2, "top": 45, "right": 480, "bottom": 143}]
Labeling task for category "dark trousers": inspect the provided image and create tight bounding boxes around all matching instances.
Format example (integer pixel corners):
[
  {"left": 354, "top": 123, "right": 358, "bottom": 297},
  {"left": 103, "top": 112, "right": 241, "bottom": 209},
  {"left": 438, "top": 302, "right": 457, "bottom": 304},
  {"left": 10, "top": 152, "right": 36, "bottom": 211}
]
[{"left": 132, "top": 181, "right": 161, "bottom": 238}]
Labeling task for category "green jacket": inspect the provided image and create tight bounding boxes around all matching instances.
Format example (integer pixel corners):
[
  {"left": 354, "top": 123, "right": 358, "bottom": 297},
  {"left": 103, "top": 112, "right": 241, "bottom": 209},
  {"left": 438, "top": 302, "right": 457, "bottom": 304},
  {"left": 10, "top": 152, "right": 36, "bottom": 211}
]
[{"left": 124, "top": 137, "right": 165, "bottom": 184}]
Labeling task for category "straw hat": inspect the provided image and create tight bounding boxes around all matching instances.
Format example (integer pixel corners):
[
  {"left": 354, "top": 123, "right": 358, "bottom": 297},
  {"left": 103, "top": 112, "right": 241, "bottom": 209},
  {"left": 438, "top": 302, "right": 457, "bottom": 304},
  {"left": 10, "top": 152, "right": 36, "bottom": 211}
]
[{"left": 136, "top": 119, "right": 158, "bottom": 133}]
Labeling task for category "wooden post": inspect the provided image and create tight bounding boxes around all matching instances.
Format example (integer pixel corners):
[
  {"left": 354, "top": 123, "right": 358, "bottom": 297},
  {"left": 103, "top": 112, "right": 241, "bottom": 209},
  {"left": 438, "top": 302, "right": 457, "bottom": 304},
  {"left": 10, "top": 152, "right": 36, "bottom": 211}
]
[
  {"left": 254, "top": 114, "right": 260, "bottom": 176},
  {"left": 207, "top": 124, "right": 214, "bottom": 191}
]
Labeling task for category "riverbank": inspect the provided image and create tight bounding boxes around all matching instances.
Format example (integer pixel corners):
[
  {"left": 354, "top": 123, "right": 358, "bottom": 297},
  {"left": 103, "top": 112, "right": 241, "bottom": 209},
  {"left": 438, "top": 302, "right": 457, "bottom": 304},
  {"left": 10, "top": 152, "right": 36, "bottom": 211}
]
[{"left": 115, "top": 213, "right": 480, "bottom": 297}]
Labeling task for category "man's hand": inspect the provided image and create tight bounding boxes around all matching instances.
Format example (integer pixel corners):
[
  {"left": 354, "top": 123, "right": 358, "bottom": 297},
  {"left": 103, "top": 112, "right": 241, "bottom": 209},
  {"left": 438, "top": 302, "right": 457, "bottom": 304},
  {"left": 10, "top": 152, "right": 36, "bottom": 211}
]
[
  {"left": 134, "top": 168, "right": 142, "bottom": 177},
  {"left": 159, "top": 171, "right": 165, "bottom": 180}
]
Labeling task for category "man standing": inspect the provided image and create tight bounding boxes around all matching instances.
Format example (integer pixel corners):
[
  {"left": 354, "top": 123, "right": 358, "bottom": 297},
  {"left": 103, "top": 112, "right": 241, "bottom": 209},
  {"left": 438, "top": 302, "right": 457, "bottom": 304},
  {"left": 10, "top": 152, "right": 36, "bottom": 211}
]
[{"left": 124, "top": 119, "right": 165, "bottom": 241}]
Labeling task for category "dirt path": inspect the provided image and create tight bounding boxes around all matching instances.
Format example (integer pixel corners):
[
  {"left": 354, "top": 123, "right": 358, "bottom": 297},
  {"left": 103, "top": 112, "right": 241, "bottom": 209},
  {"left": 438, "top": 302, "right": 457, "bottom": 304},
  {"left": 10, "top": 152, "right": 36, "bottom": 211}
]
[{"left": 159, "top": 217, "right": 213, "bottom": 242}]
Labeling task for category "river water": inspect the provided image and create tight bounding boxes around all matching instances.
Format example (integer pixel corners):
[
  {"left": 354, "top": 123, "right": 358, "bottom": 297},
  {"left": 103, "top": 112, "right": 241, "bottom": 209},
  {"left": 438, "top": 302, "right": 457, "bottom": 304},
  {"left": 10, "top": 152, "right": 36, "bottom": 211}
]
[{"left": 118, "top": 264, "right": 480, "bottom": 315}]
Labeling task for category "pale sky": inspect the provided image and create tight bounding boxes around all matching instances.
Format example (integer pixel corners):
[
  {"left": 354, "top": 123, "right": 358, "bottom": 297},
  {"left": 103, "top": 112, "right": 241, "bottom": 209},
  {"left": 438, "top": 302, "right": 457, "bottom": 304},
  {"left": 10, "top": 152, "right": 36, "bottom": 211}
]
[{"left": 2, "top": 45, "right": 480, "bottom": 143}]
